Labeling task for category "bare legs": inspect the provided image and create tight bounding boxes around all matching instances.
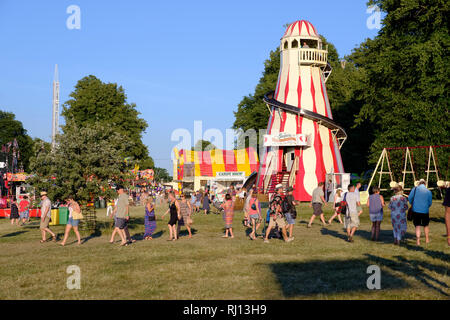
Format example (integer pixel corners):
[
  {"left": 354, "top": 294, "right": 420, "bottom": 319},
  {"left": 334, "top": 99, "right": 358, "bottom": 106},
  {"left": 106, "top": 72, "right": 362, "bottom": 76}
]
[
  {"left": 328, "top": 211, "right": 343, "bottom": 224},
  {"left": 308, "top": 214, "right": 327, "bottom": 227},
  {"left": 415, "top": 225, "right": 430, "bottom": 245},
  {"left": 224, "top": 227, "right": 234, "bottom": 238},
  {"left": 346, "top": 227, "right": 357, "bottom": 242},
  {"left": 249, "top": 218, "right": 260, "bottom": 240},
  {"left": 110, "top": 227, "right": 127, "bottom": 245},
  {"left": 41, "top": 227, "right": 56, "bottom": 242},
  {"left": 371, "top": 221, "right": 381, "bottom": 241},
  {"left": 168, "top": 224, "right": 177, "bottom": 240},
  {"left": 61, "top": 224, "right": 81, "bottom": 246}
]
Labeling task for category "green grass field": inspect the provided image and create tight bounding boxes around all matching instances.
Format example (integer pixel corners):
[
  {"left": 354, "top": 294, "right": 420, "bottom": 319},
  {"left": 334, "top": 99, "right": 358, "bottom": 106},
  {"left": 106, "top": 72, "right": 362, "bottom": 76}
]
[{"left": 0, "top": 202, "right": 448, "bottom": 300}]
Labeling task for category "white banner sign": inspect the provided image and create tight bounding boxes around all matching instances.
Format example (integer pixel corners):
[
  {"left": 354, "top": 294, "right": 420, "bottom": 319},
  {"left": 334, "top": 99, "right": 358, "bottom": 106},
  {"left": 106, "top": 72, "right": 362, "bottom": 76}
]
[
  {"left": 264, "top": 133, "right": 310, "bottom": 147},
  {"left": 216, "top": 171, "right": 245, "bottom": 178}
]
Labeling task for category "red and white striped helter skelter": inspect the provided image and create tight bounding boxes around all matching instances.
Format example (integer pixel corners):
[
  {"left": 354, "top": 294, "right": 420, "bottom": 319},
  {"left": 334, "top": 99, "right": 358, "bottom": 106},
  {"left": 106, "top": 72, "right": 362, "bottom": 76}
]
[{"left": 257, "top": 20, "right": 347, "bottom": 201}]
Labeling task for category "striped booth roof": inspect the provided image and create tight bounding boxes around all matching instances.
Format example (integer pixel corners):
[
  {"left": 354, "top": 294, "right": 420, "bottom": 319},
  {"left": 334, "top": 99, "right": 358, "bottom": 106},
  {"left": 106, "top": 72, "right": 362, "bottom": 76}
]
[{"left": 174, "top": 147, "right": 259, "bottom": 179}]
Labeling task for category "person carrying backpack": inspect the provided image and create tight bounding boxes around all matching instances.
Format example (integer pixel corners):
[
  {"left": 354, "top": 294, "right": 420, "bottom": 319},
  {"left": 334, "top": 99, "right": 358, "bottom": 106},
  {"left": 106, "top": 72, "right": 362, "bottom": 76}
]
[{"left": 264, "top": 185, "right": 292, "bottom": 243}]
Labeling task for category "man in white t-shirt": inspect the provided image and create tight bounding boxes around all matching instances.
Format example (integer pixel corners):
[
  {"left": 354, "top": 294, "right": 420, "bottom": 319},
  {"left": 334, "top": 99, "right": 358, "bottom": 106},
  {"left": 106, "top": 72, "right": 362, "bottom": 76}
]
[{"left": 39, "top": 191, "right": 56, "bottom": 243}]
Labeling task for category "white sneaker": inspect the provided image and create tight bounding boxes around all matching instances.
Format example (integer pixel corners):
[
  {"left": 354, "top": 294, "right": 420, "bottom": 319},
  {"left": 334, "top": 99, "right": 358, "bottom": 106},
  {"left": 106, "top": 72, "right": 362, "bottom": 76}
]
[
  {"left": 286, "top": 237, "right": 294, "bottom": 242},
  {"left": 264, "top": 239, "right": 270, "bottom": 243}
]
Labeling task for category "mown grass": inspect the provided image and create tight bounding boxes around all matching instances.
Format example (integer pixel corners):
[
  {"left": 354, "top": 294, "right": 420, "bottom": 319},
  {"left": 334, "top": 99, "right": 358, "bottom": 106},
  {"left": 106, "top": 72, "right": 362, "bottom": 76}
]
[{"left": 0, "top": 202, "right": 448, "bottom": 299}]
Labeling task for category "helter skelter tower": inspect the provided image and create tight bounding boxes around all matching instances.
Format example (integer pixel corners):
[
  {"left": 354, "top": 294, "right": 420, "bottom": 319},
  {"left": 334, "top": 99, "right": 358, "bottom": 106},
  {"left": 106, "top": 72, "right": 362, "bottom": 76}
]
[{"left": 257, "top": 20, "right": 347, "bottom": 201}]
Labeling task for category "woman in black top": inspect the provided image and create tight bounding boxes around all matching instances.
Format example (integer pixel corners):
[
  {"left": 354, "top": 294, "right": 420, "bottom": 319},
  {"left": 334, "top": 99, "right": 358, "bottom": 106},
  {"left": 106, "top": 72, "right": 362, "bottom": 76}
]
[
  {"left": 162, "top": 192, "right": 180, "bottom": 241},
  {"left": 10, "top": 197, "right": 20, "bottom": 226}
]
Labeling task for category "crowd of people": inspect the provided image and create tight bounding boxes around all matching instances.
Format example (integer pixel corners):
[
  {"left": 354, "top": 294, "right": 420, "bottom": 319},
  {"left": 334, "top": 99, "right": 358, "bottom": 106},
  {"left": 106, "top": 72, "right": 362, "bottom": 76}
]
[{"left": 6, "top": 178, "right": 450, "bottom": 247}]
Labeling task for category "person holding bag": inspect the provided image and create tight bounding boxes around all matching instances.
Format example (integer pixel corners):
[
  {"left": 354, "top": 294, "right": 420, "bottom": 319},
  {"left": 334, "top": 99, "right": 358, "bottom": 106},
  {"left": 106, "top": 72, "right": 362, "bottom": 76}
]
[{"left": 60, "top": 196, "right": 82, "bottom": 246}]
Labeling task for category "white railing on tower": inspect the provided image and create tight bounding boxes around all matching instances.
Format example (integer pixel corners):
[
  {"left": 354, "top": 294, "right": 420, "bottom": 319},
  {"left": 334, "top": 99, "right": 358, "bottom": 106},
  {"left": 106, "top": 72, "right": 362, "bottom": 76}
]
[{"left": 298, "top": 48, "right": 328, "bottom": 66}]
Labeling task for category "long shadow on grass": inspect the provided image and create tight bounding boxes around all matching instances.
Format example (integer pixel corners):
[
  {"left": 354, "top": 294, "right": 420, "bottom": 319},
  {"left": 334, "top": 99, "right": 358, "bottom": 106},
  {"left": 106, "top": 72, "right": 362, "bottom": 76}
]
[
  {"left": 365, "top": 254, "right": 449, "bottom": 297},
  {"left": 1, "top": 230, "right": 28, "bottom": 238},
  {"left": 402, "top": 244, "right": 450, "bottom": 264},
  {"left": 268, "top": 258, "right": 408, "bottom": 298},
  {"left": 81, "top": 229, "right": 102, "bottom": 244},
  {"left": 320, "top": 228, "right": 348, "bottom": 241}
]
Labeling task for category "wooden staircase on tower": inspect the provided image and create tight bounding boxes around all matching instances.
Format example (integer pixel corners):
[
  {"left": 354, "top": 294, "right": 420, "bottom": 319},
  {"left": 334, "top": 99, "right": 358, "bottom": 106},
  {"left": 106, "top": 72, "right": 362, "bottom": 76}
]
[{"left": 266, "top": 156, "right": 299, "bottom": 194}]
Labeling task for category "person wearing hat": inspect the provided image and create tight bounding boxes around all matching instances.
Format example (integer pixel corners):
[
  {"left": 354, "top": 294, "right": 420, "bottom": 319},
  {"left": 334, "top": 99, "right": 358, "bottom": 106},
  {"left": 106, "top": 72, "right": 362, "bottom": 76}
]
[
  {"left": 328, "top": 188, "right": 344, "bottom": 225},
  {"left": 408, "top": 179, "right": 432, "bottom": 245},
  {"left": 284, "top": 186, "right": 298, "bottom": 240},
  {"left": 308, "top": 182, "right": 328, "bottom": 228},
  {"left": 39, "top": 191, "right": 57, "bottom": 243}
]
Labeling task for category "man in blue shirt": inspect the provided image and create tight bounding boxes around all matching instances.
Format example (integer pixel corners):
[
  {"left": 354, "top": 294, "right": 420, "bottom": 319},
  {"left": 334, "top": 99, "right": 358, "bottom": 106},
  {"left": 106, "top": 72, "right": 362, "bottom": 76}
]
[{"left": 408, "top": 179, "right": 432, "bottom": 245}]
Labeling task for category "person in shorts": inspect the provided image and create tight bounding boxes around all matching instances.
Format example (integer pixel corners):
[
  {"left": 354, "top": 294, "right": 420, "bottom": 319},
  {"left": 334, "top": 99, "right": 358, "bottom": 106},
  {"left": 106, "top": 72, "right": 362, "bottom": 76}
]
[
  {"left": 264, "top": 195, "right": 292, "bottom": 243},
  {"left": 110, "top": 186, "right": 129, "bottom": 246},
  {"left": 19, "top": 195, "right": 30, "bottom": 225},
  {"left": 247, "top": 191, "right": 261, "bottom": 240},
  {"left": 39, "top": 192, "right": 57, "bottom": 243},
  {"left": 308, "top": 182, "right": 328, "bottom": 227},
  {"left": 60, "top": 196, "right": 82, "bottom": 246},
  {"left": 408, "top": 179, "right": 432, "bottom": 245}
]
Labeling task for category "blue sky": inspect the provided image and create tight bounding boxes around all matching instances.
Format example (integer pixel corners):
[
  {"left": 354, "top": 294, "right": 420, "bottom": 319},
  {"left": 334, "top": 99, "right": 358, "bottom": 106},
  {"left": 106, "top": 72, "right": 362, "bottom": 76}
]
[{"left": 0, "top": 1, "right": 380, "bottom": 174}]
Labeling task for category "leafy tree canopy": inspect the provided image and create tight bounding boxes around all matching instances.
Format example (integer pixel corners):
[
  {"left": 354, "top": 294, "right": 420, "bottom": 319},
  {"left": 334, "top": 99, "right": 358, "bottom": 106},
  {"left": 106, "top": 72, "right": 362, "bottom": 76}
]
[
  {"left": 0, "top": 110, "right": 34, "bottom": 172},
  {"left": 29, "top": 120, "right": 131, "bottom": 203},
  {"left": 351, "top": 0, "right": 450, "bottom": 164},
  {"left": 62, "top": 75, "right": 153, "bottom": 164}
]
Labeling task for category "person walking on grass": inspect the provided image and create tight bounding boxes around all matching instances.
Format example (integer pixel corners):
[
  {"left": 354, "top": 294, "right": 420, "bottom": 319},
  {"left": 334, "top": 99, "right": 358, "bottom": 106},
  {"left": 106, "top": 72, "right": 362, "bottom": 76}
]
[
  {"left": 190, "top": 192, "right": 197, "bottom": 213},
  {"left": 18, "top": 195, "right": 30, "bottom": 225},
  {"left": 367, "top": 187, "right": 385, "bottom": 241},
  {"left": 284, "top": 187, "right": 298, "bottom": 240},
  {"left": 344, "top": 184, "right": 362, "bottom": 243},
  {"left": 10, "top": 197, "right": 20, "bottom": 226},
  {"left": 388, "top": 184, "right": 408, "bottom": 245},
  {"left": 143, "top": 196, "right": 157, "bottom": 240},
  {"left": 39, "top": 191, "right": 56, "bottom": 243},
  {"left": 162, "top": 192, "right": 180, "bottom": 241},
  {"left": 202, "top": 191, "right": 211, "bottom": 215},
  {"left": 409, "top": 179, "right": 432, "bottom": 246},
  {"left": 247, "top": 191, "right": 261, "bottom": 240},
  {"left": 308, "top": 182, "right": 328, "bottom": 228},
  {"left": 243, "top": 188, "right": 254, "bottom": 228},
  {"left": 264, "top": 199, "right": 292, "bottom": 243},
  {"left": 328, "top": 188, "right": 344, "bottom": 225},
  {"left": 221, "top": 194, "right": 235, "bottom": 238},
  {"left": 177, "top": 193, "right": 193, "bottom": 239},
  {"left": 60, "top": 196, "right": 82, "bottom": 246},
  {"left": 109, "top": 186, "right": 129, "bottom": 246}
]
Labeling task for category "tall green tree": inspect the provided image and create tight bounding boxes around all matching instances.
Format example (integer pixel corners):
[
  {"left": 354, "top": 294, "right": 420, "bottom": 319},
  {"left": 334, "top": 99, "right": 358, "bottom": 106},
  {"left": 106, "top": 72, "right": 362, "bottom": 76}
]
[
  {"left": 62, "top": 75, "right": 153, "bottom": 165},
  {"left": 351, "top": 0, "right": 450, "bottom": 167},
  {"left": 0, "top": 110, "right": 34, "bottom": 172},
  {"left": 29, "top": 120, "right": 131, "bottom": 203}
]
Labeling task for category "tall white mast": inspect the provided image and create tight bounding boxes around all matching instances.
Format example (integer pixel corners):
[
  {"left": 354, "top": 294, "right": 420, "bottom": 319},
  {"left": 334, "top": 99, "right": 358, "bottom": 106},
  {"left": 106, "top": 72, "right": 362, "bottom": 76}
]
[{"left": 51, "top": 64, "right": 60, "bottom": 149}]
